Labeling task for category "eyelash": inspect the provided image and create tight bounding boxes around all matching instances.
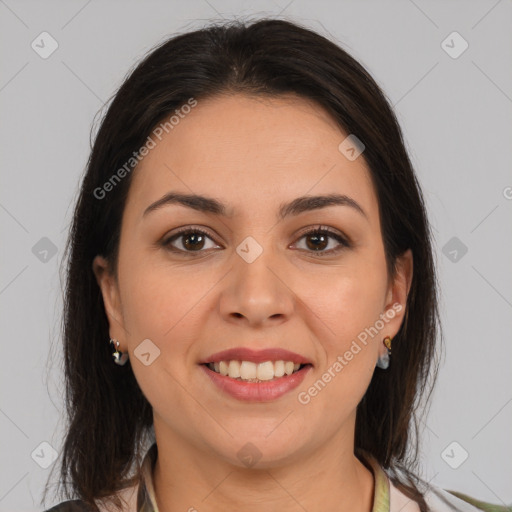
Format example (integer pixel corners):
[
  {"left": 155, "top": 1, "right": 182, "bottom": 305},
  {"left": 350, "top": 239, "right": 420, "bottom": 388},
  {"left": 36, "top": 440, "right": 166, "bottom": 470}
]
[{"left": 161, "top": 225, "right": 351, "bottom": 257}]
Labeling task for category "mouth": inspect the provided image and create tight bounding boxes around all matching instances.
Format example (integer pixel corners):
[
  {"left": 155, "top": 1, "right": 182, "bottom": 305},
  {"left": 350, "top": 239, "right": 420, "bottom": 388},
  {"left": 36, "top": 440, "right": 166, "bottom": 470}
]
[{"left": 199, "top": 359, "right": 313, "bottom": 402}]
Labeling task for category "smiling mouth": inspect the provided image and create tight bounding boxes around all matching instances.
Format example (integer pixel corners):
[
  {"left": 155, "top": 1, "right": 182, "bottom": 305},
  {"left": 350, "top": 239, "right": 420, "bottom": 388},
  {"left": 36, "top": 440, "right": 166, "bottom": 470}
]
[{"left": 202, "top": 360, "right": 311, "bottom": 383}]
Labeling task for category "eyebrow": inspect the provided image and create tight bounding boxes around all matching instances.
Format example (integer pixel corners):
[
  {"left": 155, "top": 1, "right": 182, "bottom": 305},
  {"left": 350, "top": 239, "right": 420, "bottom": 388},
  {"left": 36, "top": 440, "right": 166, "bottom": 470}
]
[{"left": 142, "top": 192, "right": 368, "bottom": 221}]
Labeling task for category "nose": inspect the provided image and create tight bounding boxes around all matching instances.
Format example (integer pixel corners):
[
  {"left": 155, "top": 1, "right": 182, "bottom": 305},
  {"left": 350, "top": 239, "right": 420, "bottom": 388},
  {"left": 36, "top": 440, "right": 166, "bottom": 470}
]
[{"left": 218, "top": 246, "right": 294, "bottom": 328}]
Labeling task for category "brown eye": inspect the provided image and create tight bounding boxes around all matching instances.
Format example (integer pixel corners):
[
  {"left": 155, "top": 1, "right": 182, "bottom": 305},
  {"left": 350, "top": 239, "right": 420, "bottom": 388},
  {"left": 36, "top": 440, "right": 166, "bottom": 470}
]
[
  {"left": 294, "top": 227, "right": 350, "bottom": 256},
  {"left": 163, "top": 228, "right": 220, "bottom": 254},
  {"left": 305, "top": 232, "right": 329, "bottom": 251},
  {"left": 181, "top": 232, "right": 206, "bottom": 251},
  {"left": 161, "top": 225, "right": 350, "bottom": 257}
]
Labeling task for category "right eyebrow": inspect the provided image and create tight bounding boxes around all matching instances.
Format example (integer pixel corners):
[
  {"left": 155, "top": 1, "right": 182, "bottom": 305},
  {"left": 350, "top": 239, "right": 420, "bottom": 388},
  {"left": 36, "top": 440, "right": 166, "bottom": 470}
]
[{"left": 278, "top": 193, "right": 368, "bottom": 221}]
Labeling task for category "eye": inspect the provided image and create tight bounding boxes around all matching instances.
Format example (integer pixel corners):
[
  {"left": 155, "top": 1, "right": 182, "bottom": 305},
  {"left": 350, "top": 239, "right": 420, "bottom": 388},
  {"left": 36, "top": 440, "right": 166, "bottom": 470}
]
[
  {"left": 161, "top": 227, "right": 220, "bottom": 254},
  {"left": 292, "top": 225, "right": 351, "bottom": 256},
  {"left": 161, "top": 225, "right": 351, "bottom": 256}
]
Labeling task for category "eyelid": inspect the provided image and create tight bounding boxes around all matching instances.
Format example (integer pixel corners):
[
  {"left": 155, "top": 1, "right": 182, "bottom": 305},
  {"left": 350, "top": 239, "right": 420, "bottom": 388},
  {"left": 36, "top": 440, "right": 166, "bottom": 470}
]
[
  {"left": 291, "top": 225, "right": 351, "bottom": 256},
  {"left": 161, "top": 225, "right": 220, "bottom": 248},
  {"left": 294, "top": 224, "right": 349, "bottom": 243}
]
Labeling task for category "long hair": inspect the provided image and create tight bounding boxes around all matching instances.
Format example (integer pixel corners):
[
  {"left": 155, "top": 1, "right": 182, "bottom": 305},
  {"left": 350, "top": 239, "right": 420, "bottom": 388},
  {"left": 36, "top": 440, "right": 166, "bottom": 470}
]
[{"left": 43, "top": 17, "right": 441, "bottom": 511}]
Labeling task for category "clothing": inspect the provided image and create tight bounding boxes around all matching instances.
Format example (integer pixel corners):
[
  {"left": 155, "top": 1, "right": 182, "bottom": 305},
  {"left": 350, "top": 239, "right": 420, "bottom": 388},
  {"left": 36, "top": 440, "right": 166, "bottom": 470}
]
[{"left": 45, "top": 442, "right": 511, "bottom": 512}]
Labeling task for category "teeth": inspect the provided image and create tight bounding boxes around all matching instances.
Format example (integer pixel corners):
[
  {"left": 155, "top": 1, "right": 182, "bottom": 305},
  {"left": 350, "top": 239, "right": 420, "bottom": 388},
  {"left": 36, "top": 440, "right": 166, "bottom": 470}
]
[
  {"left": 228, "top": 360, "right": 241, "bottom": 378},
  {"left": 221, "top": 361, "right": 302, "bottom": 380},
  {"left": 274, "top": 360, "right": 285, "bottom": 377},
  {"left": 207, "top": 360, "right": 304, "bottom": 381},
  {"left": 240, "top": 361, "right": 257, "bottom": 380},
  {"left": 257, "top": 361, "right": 274, "bottom": 381},
  {"left": 219, "top": 361, "right": 229, "bottom": 376}
]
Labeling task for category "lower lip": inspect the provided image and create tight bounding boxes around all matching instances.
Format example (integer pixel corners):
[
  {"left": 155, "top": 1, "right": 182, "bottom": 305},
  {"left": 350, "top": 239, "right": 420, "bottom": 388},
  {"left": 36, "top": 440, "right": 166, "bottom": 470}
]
[{"left": 199, "top": 364, "right": 312, "bottom": 402}]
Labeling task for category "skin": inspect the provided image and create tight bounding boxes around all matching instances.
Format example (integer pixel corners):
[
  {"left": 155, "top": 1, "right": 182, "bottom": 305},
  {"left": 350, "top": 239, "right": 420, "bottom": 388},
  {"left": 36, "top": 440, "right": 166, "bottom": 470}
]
[{"left": 94, "top": 93, "right": 413, "bottom": 512}]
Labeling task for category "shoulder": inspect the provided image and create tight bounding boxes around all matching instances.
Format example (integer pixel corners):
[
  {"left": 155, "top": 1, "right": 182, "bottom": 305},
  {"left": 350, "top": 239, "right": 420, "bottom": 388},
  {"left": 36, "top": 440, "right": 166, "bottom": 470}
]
[
  {"left": 389, "top": 478, "right": 512, "bottom": 512},
  {"left": 44, "top": 500, "right": 95, "bottom": 511}
]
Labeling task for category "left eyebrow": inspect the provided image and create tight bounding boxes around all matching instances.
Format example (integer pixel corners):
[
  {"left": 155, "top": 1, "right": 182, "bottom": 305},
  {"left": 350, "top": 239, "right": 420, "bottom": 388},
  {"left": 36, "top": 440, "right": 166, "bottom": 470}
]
[{"left": 142, "top": 192, "right": 368, "bottom": 221}]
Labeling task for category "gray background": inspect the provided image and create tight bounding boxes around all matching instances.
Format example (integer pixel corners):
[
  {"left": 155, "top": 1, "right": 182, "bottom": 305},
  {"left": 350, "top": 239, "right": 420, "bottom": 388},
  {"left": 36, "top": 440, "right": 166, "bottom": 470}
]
[{"left": 1, "top": 0, "right": 511, "bottom": 510}]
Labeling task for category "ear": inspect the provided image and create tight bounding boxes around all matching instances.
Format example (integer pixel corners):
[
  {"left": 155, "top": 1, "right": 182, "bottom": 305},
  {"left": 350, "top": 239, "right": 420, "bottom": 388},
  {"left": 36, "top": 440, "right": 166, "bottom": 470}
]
[
  {"left": 92, "top": 255, "right": 127, "bottom": 350},
  {"left": 380, "top": 249, "right": 413, "bottom": 354}
]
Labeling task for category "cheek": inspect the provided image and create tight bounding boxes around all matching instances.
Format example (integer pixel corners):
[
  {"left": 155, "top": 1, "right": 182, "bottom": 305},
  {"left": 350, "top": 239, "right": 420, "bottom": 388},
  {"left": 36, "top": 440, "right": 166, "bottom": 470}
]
[
  {"left": 297, "top": 270, "right": 383, "bottom": 413},
  {"left": 118, "top": 249, "right": 217, "bottom": 349},
  {"left": 121, "top": 273, "right": 178, "bottom": 338},
  {"left": 298, "top": 259, "right": 387, "bottom": 346},
  {"left": 117, "top": 255, "right": 208, "bottom": 409}
]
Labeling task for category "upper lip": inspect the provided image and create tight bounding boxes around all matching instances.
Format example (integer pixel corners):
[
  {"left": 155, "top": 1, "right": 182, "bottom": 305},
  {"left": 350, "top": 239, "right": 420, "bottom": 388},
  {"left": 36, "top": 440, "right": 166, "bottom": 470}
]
[{"left": 199, "top": 347, "right": 313, "bottom": 365}]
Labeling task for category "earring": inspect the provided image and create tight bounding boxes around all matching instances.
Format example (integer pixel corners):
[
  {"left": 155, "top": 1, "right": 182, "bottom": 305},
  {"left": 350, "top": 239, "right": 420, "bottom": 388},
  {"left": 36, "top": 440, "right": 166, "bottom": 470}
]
[
  {"left": 376, "top": 336, "right": 392, "bottom": 370},
  {"left": 109, "top": 338, "right": 129, "bottom": 366}
]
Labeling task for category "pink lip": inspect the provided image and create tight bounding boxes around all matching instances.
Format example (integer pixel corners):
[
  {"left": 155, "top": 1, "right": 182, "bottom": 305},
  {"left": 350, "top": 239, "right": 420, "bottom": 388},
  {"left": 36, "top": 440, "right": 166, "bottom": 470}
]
[
  {"left": 198, "top": 347, "right": 313, "bottom": 365},
  {"left": 199, "top": 363, "right": 312, "bottom": 402}
]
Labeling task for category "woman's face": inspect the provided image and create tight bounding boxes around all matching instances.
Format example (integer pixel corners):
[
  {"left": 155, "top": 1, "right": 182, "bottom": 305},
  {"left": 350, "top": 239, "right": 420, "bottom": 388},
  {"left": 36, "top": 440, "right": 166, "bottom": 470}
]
[{"left": 94, "top": 93, "right": 412, "bottom": 468}]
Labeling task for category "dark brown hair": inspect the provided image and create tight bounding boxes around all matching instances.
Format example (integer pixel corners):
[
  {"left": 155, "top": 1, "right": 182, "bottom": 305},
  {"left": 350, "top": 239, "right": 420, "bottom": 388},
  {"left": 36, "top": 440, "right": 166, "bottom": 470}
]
[{"left": 43, "top": 16, "right": 441, "bottom": 511}]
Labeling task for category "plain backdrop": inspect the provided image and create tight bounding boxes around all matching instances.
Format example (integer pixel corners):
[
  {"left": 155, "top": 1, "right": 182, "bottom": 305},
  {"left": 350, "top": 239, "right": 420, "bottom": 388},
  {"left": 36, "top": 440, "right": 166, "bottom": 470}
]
[{"left": 1, "top": 1, "right": 511, "bottom": 511}]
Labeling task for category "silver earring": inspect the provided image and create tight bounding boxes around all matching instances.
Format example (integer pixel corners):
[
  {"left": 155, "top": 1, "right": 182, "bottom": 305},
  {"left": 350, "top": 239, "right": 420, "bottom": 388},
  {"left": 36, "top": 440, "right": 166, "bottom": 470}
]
[
  {"left": 376, "top": 336, "right": 392, "bottom": 370},
  {"left": 109, "top": 338, "right": 129, "bottom": 365}
]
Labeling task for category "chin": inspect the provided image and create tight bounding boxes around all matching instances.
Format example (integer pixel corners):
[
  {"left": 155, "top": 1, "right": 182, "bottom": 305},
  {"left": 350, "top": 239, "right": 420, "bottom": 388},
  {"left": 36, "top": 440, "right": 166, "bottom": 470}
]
[{"left": 208, "top": 428, "right": 307, "bottom": 470}]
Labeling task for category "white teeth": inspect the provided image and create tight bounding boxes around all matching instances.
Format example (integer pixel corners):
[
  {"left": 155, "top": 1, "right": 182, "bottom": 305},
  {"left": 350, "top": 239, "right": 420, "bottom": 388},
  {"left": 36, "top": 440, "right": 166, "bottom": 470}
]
[
  {"left": 284, "top": 361, "right": 294, "bottom": 375},
  {"left": 219, "top": 361, "right": 229, "bottom": 376},
  {"left": 257, "top": 361, "right": 274, "bottom": 381},
  {"left": 274, "top": 360, "right": 285, "bottom": 377},
  {"left": 207, "top": 360, "right": 305, "bottom": 381},
  {"left": 228, "top": 360, "right": 241, "bottom": 378},
  {"left": 240, "top": 361, "right": 257, "bottom": 379}
]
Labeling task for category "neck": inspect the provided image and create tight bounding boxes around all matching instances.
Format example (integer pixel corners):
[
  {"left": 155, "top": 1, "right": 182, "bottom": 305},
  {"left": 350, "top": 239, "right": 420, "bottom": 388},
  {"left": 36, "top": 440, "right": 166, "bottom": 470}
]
[{"left": 152, "top": 423, "right": 375, "bottom": 512}]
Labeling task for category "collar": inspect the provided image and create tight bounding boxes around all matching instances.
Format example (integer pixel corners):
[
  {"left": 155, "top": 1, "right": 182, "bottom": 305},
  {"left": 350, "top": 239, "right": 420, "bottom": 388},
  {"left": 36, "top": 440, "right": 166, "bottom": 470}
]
[{"left": 136, "top": 443, "right": 391, "bottom": 512}]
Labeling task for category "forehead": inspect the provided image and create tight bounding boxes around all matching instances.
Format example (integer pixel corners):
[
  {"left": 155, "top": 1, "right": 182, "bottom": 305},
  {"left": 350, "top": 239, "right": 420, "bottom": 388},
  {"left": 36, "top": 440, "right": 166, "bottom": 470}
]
[{"left": 126, "top": 93, "right": 378, "bottom": 223}]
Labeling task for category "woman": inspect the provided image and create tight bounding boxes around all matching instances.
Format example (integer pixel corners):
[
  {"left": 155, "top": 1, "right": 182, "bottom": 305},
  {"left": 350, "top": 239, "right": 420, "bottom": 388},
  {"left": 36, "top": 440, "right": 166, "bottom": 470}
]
[{"left": 43, "top": 17, "right": 509, "bottom": 512}]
